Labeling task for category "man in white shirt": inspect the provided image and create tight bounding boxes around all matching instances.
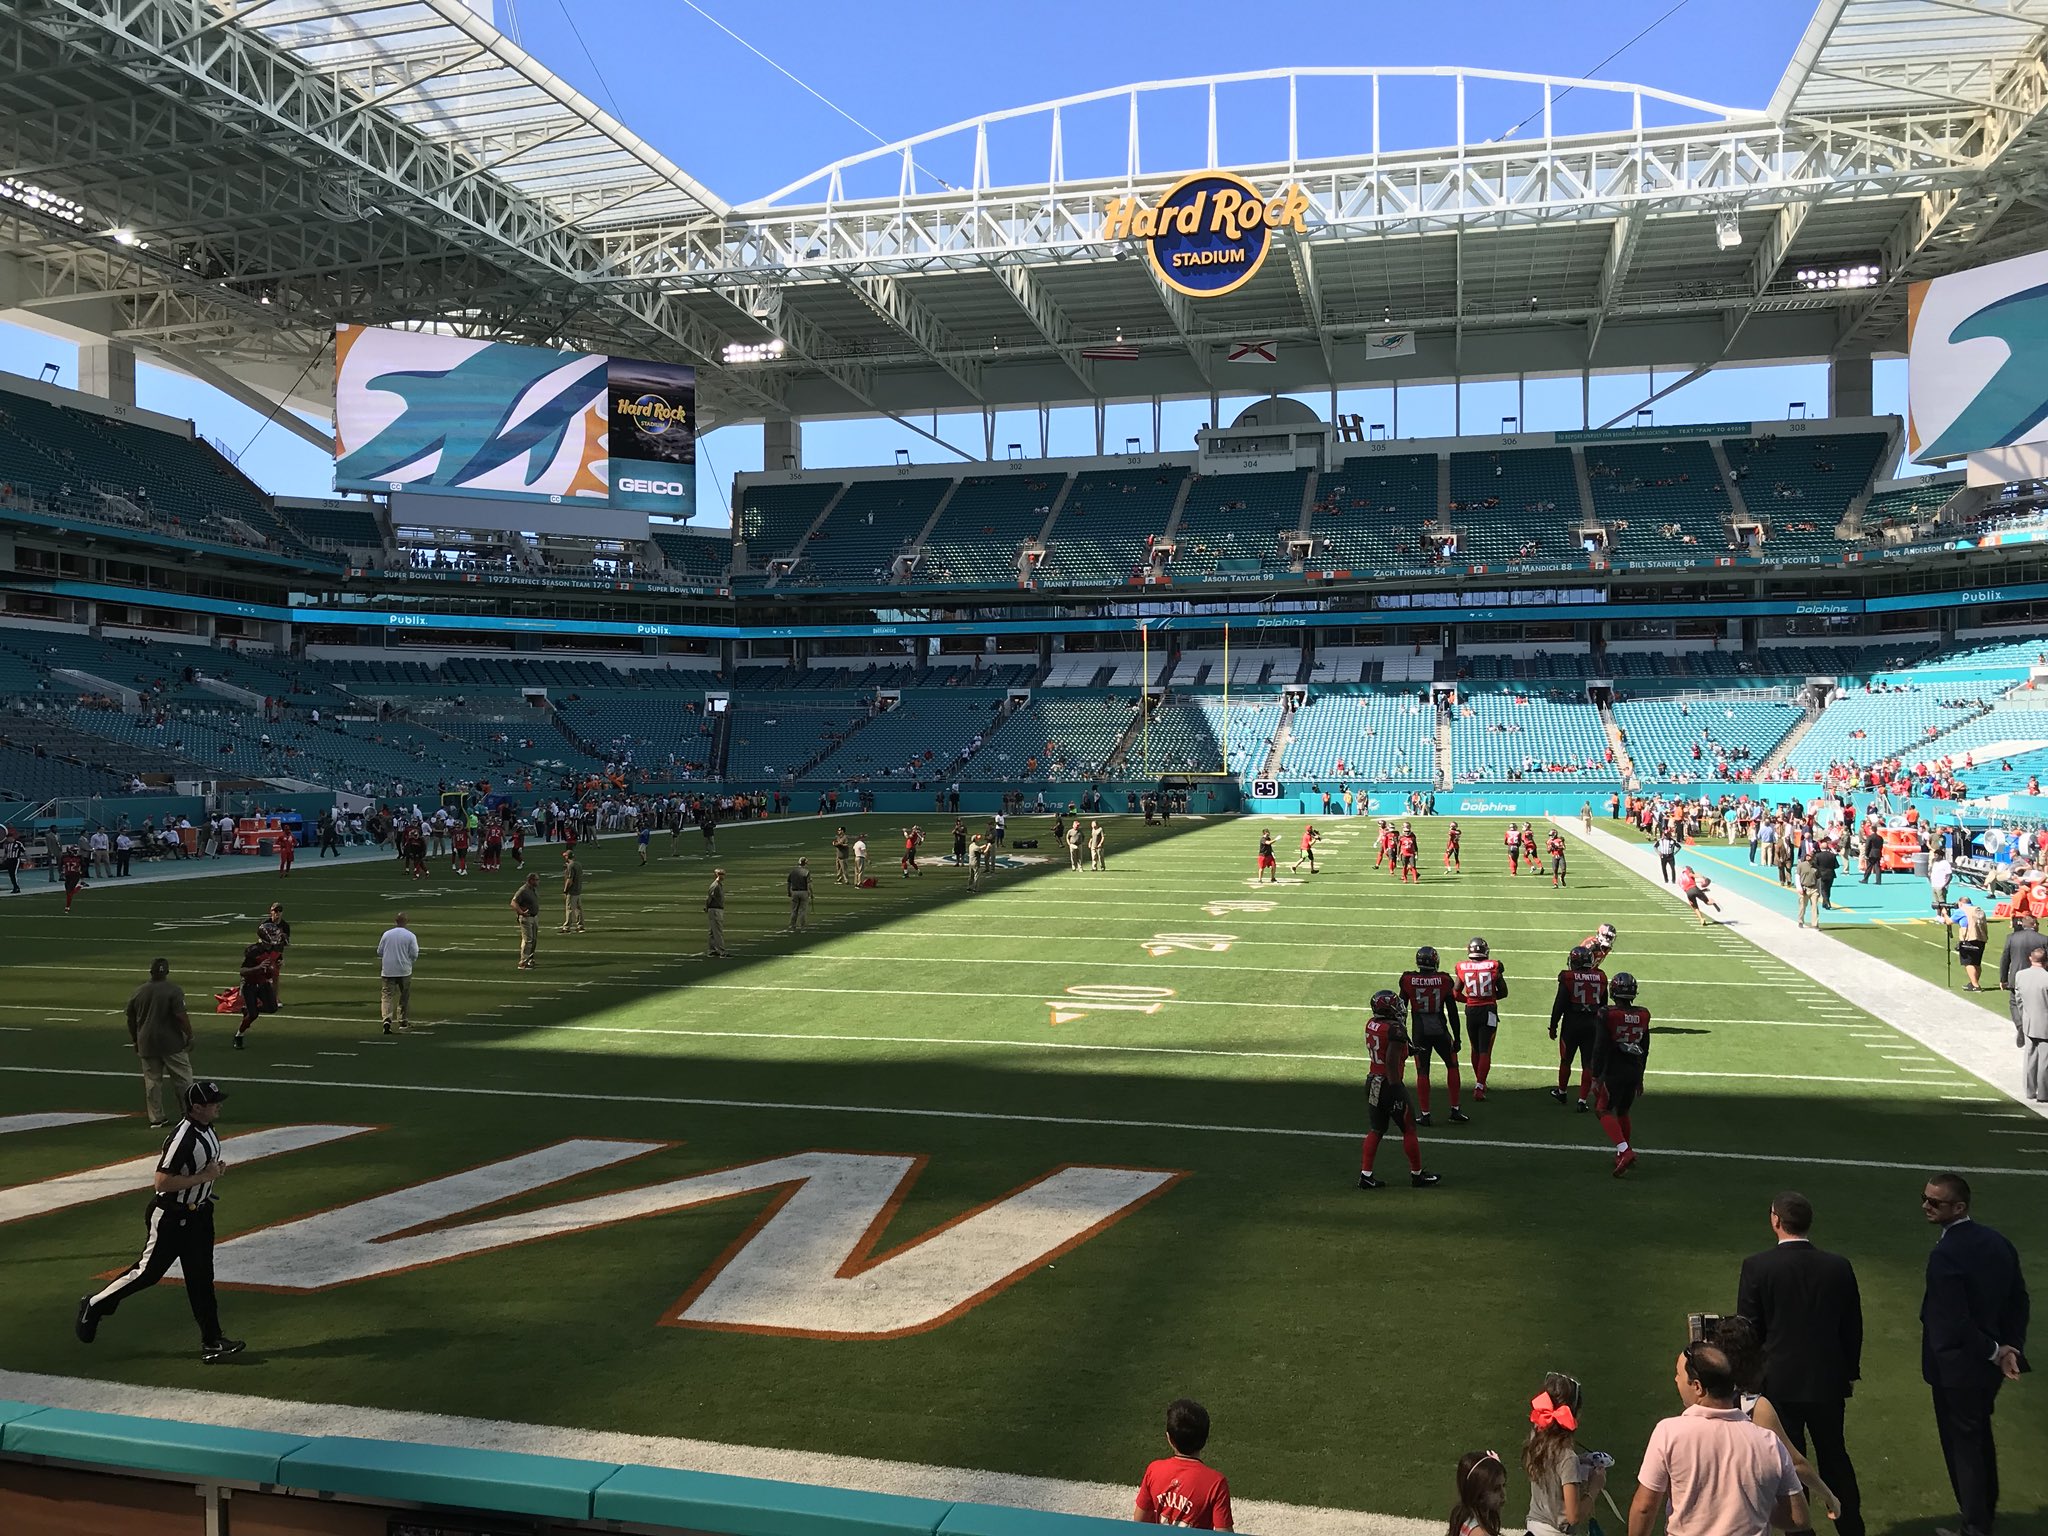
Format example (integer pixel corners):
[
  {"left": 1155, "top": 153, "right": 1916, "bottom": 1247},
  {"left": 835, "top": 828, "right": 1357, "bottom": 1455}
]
[
  {"left": 376, "top": 913, "right": 420, "bottom": 1036},
  {"left": 1929, "top": 851, "right": 1955, "bottom": 913},
  {"left": 89, "top": 828, "right": 110, "bottom": 879}
]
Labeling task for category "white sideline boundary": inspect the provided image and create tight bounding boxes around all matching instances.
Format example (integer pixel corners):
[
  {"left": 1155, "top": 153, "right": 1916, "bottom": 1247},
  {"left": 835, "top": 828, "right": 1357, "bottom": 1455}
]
[
  {"left": 1558, "top": 818, "right": 2048, "bottom": 1121},
  {"left": 0, "top": 1369, "right": 1439, "bottom": 1536}
]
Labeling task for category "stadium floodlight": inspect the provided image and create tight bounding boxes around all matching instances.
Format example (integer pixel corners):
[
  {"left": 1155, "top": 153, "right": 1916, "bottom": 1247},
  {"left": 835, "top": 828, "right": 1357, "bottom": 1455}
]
[
  {"left": 1795, "top": 263, "right": 1881, "bottom": 291},
  {"left": 0, "top": 178, "right": 88, "bottom": 228},
  {"left": 1715, "top": 207, "right": 1742, "bottom": 251},
  {"left": 721, "top": 338, "right": 787, "bottom": 364}
]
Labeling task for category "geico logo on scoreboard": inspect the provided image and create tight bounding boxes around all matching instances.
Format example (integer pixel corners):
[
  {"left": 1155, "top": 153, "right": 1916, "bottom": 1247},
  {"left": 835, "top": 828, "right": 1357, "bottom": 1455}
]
[
  {"left": 617, "top": 477, "right": 688, "bottom": 495},
  {"left": 1100, "top": 171, "right": 1312, "bottom": 299}
]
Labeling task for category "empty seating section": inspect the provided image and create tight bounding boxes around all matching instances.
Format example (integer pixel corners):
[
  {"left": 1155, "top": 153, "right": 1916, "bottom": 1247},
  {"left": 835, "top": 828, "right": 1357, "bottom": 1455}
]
[
  {"left": 915, "top": 475, "right": 1060, "bottom": 586},
  {"left": 0, "top": 387, "right": 304, "bottom": 554},
  {"left": 651, "top": 530, "right": 732, "bottom": 584},
  {"left": 1451, "top": 449, "right": 1581, "bottom": 564},
  {"left": 1863, "top": 481, "right": 1961, "bottom": 537},
  {"left": 1779, "top": 686, "right": 1986, "bottom": 774},
  {"left": 737, "top": 482, "right": 840, "bottom": 563},
  {"left": 1189, "top": 698, "right": 1284, "bottom": 779},
  {"left": 551, "top": 693, "right": 715, "bottom": 776},
  {"left": 1038, "top": 469, "right": 1184, "bottom": 586},
  {"left": 1609, "top": 699, "right": 1805, "bottom": 782},
  {"left": 285, "top": 503, "right": 385, "bottom": 548},
  {"left": 1042, "top": 655, "right": 1117, "bottom": 688},
  {"left": 1450, "top": 695, "right": 1614, "bottom": 780},
  {"left": 1908, "top": 696, "right": 2048, "bottom": 778},
  {"left": 1131, "top": 702, "right": 1225, "bottom": 773},
  {"left": 1880, "top": 636, "right": 2047, "bottom": 683},
  {"left": 806, "top": 693, "right": 1005, "bottom": 782},
  {"left": 960, "top": 696, "right": 1134, "bottom": 780},
  {"left": 724, "top": 699, "right": 875, "bottom": 780},
  {"left": 1586, "top": 439, "right": 1730, "bottom": 559},
  {"left": 1283, "top": 694, "right": 1435, "bottom": 780},
  {"left": 1309, "top": 455, "right": 1439, "bottom": 568},
  {"left": 1170, "top": 470, "right": 1307, "bottom": 578},
  {"left": 793, "top": 478, "right": 951, "bottom": 586},
  {"left": 0, "top": 735, "right": 133, "bottom": 799},
  {"left": 430, "top": 717, "right": 599, "bottom": 769},
  {"left": 1726, "top": 433, "right": 1887, "bottom": 559}
]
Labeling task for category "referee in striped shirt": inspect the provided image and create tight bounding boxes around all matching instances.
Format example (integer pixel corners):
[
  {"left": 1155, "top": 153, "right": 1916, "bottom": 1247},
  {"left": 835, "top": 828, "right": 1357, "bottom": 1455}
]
[{"left": 75, "top": 1080, "right": 245, "bottom": 1362}]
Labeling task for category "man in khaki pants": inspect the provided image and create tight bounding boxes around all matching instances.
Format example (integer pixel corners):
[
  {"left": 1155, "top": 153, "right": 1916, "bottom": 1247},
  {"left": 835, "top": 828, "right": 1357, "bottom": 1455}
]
[
  {"left": 705, "top": 867, "right": 728, "bottom": 957},
  {"left": 127, "top": 958, "right": 193, "bottom": 1128},
  {"left": 786, "top": 857, "right": 812, "bottom": 933},
  {"left": 510, "top": 873, "right": 540, "bottom": 970},
  {"left": 559, "top": 848, "right": 585, "bottom": 934},
  {"left": 377, "top": 913, "right": 418, "bottom": 1035}
]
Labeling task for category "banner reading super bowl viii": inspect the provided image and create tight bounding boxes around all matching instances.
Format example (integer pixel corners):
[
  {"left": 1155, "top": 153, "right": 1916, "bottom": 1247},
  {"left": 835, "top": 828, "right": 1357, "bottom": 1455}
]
[{"left": 332, "top": 324, "right": 697, "bottom": 519}]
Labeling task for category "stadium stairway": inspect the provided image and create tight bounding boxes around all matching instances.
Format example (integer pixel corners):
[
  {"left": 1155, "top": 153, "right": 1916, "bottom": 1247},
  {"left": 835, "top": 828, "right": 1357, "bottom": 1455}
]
[
  {"left": 1599, "top": 701, "right": 1639, "bottom": 786},
  {"left": 1434, "top": 706, "right": 1452, "bottom": 790},
  {"left": 1753, "top": 703, "right": 1823, "bottom": 778},
  {"left": 1259, "top": 697, "right": 1296, "bottom": 780}
]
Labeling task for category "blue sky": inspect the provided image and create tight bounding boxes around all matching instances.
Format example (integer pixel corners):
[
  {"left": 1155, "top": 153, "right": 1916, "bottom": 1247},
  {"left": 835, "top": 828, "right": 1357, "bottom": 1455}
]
[{"left": 0, "top": 0, "right": 1922, "bottom": 525}]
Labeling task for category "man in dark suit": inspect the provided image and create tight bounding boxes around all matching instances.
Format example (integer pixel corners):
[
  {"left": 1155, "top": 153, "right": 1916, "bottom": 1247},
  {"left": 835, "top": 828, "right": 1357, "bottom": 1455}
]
[
  {"left": 1921, "top": 1172, "right": 2030, "bottom": 1536},
  {"left": 1736, "top": 1191, "right": 1864, "bottom": 1536}
]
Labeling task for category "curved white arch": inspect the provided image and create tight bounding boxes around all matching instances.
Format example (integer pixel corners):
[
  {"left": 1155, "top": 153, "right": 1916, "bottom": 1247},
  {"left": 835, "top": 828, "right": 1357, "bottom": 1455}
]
[{"left": 748, "top": 65, "right": 1760, "bottom": 209}]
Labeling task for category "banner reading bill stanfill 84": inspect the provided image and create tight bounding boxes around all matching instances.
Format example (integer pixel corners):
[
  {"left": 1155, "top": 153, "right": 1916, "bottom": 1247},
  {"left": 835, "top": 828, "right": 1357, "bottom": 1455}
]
[{"left": 331, "top": 324, "right": 697, "bottom": 518}]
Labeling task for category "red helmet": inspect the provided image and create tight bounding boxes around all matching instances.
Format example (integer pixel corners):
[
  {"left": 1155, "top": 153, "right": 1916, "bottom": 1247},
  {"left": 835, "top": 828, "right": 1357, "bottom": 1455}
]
[{"left": 1370, "top": 989, "right": 1403, "bottom": 1020}]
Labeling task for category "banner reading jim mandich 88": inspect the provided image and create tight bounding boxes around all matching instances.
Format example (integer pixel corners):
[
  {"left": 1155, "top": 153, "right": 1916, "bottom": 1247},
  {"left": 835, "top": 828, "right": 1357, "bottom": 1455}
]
[{"left": 332, "top": 324, "right": 697, "bottom": 520}]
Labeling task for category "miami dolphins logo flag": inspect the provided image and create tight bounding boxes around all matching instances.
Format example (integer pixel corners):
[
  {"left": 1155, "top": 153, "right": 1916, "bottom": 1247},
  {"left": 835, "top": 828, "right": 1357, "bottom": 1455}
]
[{"left": 1909, "top": 250, "right": 2048, "bottom": 464}]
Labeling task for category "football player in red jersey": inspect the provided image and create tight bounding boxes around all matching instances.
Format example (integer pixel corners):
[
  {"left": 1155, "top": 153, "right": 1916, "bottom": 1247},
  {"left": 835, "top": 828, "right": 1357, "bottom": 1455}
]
[
  {"left": 1591, "top": 971, "right": 1651, "bottom": 1176},
  {"left": 1505, "top": 823, "right": 1522, "bottom": 876},
  {"left": 59, "top": 842, "right": 87, "bottom": 913},
  {"left": 1452, "top": 935, "right": 1509, "bottom": 1100},
  {"left": 1374, "top": 820, "right": 1395, "bottom": 871},
  {"left": 1548, "top": 945, "right": 1608, "bottom": 1112},
  {"left": 1547, "top": 829, "right": 1569, "bottom": 888},
  {"left": 451, "top": 821, "right": 470, "bottom": 876},
  {"left": 1396, "top": 823, "right": 1422, "bottom": 883},
  {"left": 1520, "top": 824, "right": 1541, "bottom": 871},
  {"left": 1581, "top": 923, "right": 1617, "bottom": 966},
  {"left": 1358, "top": 989, "right": 1440, "bottom": 1190},
  {"left": 481, "top": 817, "right": 502, "bottom": 873},
  {"left": 1400, "top": 946, "right": 1468, "bottom": 1124},
  {"left": 1443, "top": 820, "right": 1462, "bottom": 873},
  {"left": 1291, "top": 823, "right": 1321, "bottom": 874},
  {"left": 508, "top": 816, "right": 526, "bottom": 869}
]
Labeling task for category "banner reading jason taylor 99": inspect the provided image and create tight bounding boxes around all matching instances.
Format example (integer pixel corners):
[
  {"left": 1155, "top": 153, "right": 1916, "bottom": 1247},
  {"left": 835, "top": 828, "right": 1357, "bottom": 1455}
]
[{"left": 331, "top": 324, "right": 697, "bottom": 519}]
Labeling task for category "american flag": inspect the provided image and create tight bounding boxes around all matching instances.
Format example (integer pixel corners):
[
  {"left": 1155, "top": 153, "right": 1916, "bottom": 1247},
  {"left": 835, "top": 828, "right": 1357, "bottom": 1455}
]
[{"left": 1080, "top": 343, "right": 1139, "bottom": 361}]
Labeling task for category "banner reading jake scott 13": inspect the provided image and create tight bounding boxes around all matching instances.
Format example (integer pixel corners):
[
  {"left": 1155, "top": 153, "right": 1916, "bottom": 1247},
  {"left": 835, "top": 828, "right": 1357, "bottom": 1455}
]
[
  {"left": 332, "top": 324, "right": 697, "bottom": 520},
  {"left": 1100, "top": 171, "right": 1313, "bottom": 300}
]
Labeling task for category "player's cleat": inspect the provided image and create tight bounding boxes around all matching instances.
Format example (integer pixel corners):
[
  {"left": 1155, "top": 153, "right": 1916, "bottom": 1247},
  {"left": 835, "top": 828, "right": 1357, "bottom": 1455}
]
[
  {"left": 1449, "top": 1107, "right": 1472, "bottom": 1124},
  {"left": 231, "top": 1034, "right": 245, "bottom": 1051},
  {"left": 1416, "top": 1111, "right": 1432, "bottom": 1127},
  {"left": 1549, "top": 1087, "right": 1568, "bottom": 1104},
  {"left": 1410, "top": 1170, "right": 1441, "bottom": 1188},
  {"left": 1576, "top": 1098, "right": 1590, "bottom": 1113},
  {"left": 74, "top": 1298, "right": 98, "bottom": 1343},
  {"left": 1356, "top": 1172, "right": 1383, "bottom": 1190},
  {"left": 201, "top": 1337, "right": 246, "bottom": 1363},
  {"left": 382, "top": 1023, "right": 393, "bottom": 1035},
  {"left": 1473, "top": 1083, "right": 1487, "bottom": 1102},
  {"left": 1614, "top": 1148, "right": 1638, "bottom": 1178}
]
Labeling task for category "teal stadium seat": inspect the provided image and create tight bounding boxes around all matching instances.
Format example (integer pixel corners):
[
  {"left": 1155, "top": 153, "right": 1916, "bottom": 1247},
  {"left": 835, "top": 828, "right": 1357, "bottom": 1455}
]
[
  {"left": 1307, "top": 454, "right": 1439, "bottom": 570},
  {"left": 1038, "top": 470, "right": 1185, "bottom": 587},
  {"left": 914, "top": 475, "right": 1063, "bottom": 586}
]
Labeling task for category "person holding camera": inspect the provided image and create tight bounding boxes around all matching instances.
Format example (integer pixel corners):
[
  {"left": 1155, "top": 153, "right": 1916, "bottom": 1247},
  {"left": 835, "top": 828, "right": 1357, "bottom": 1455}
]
[
  {"left": 1629, "top": 1340, "right": 1807, "bottom": 1536},
  {"left": 1522, "top": 1373, "right": 1608, "bottom": 1536}
]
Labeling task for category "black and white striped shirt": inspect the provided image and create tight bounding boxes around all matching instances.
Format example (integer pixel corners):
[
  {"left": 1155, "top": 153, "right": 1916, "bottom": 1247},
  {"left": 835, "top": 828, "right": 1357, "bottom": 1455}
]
[{"left": 156, "top": 1119, "right": 222, "bottom": 1209}]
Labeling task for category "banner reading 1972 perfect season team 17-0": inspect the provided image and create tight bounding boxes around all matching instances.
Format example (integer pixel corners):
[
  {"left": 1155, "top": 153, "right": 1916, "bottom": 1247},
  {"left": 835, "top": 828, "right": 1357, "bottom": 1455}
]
[{"left": 332, "top": 324, "right": 697, "bottom": 519}]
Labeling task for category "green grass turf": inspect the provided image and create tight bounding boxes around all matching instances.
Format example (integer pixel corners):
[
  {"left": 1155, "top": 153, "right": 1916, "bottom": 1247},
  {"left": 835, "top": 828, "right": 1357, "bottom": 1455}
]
[{"left": 3, "top": 814, "right": 2045, "bottom": 1526}]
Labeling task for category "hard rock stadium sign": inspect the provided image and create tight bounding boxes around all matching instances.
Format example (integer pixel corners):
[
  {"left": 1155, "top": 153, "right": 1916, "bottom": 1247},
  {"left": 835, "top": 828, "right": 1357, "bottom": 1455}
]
[{"left": 1100, "top": 170, "right": 1313, "bottom": 299}]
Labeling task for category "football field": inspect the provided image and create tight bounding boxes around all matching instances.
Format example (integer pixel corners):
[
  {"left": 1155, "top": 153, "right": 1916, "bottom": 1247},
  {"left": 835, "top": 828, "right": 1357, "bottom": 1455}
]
[{"left": 3, "top": 813, "right": 2045, "bottom": 1526}]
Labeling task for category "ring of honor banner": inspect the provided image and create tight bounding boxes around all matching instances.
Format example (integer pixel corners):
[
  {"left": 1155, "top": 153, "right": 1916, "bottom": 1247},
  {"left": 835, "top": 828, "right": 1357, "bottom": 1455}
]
[{"left": 332, "top": 324, "right": 696, "bottom": 518}]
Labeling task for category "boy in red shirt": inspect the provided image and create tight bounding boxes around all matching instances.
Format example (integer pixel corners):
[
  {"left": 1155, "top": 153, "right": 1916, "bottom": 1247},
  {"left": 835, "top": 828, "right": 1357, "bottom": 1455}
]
[{"left": 1135, "top": 1399, "right": 1233, "bottom": 1529}]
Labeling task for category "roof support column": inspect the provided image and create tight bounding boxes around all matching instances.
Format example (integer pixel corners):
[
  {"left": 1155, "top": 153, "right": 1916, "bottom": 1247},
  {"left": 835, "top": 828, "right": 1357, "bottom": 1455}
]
[
  {"left": 762, "top": 414, "right": 802, "bottom": 472},
  {"left": 79, "top": 340, "right": 136, "bottom": 408},
  {"left": 1828, "top": 355, "right": 1873, "bottom": 419}
]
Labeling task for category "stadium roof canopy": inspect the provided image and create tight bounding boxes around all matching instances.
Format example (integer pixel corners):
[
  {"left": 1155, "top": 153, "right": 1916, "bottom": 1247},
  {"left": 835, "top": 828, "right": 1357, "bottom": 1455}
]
[{"left": 1, "top": 0, "right": 2046, "bottom": 438}]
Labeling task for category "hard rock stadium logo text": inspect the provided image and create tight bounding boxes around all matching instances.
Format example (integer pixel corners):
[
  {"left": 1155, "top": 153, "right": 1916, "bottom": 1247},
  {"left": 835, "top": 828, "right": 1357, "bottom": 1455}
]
[
  {"left": 616, "top": 393, "right": 690, "bottom": 437},
  {"left": 1100, "top": 171, "right": 1313, "bottom": 299}
]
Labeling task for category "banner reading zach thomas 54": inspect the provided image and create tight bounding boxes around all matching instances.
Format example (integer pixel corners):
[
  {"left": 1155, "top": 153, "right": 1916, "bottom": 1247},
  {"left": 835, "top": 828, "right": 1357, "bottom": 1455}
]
[{"left": 332, "top": 324, "right": 697, "bottom": 518}]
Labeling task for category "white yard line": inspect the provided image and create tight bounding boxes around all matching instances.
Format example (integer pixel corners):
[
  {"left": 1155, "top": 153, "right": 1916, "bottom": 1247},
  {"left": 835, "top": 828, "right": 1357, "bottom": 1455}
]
[
  {"left": 0, "top": 1368, "right": 1436, "bottom": 1536},
  {"left": 1561, "top": 819, "right": 2047, "bottom": 1120},
  {"left": 2, "top": 1066, "right": 2029, "bottom": 1175}
]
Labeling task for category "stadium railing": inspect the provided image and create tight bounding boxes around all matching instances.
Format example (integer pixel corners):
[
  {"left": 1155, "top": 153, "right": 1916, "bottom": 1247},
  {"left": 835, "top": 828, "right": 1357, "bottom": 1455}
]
[{"left": 0, "top": 1401, "right": 1144, "bottom": 1536}]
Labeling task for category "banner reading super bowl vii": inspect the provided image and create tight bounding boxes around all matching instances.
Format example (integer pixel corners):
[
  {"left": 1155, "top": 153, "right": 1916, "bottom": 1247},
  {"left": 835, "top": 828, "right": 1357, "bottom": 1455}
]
[
  {"left": 332, "top": 324, "right": 697, "bottom": 518},
  {"left": 1907, "top": 247, "right": 2048, "bottom": 465}
]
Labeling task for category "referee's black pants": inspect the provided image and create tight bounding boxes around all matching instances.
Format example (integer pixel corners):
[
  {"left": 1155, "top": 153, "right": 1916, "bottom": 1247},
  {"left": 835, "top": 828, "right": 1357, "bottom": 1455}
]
[
  {"left": 86, "top": 1201, "right": 223, "bottom": 1343},
  {"left": 1658, "top": 852, "right": 1676, "bottom": 883}
]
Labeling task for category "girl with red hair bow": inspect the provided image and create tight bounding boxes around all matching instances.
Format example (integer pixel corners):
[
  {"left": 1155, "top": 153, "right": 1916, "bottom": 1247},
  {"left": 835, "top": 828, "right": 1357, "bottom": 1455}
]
[{"left": 1523, "top": 1374, "right": 1609, "bottom": 1536}]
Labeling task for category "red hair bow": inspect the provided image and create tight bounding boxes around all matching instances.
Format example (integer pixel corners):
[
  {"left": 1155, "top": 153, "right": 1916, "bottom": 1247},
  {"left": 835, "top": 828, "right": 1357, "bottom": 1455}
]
[{"left": 1529, "top": 1393, "right": 1578, "bottom": 1432}]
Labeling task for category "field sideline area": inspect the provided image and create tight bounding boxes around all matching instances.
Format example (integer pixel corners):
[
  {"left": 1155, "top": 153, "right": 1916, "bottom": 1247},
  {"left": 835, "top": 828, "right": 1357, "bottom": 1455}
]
[{"left": 3, "top": 813, "right": 2045, "bottom": 1526}]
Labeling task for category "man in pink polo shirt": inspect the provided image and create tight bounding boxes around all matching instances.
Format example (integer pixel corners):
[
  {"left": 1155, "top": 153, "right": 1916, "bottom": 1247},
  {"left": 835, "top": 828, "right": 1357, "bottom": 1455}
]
[{"left": 1629, "top": 1342, "right": 1807, "bottom": 1536}]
